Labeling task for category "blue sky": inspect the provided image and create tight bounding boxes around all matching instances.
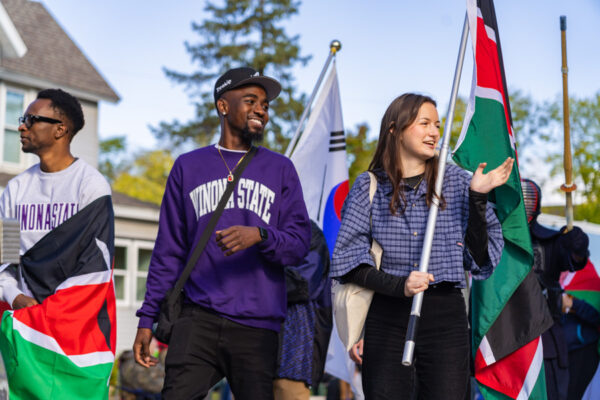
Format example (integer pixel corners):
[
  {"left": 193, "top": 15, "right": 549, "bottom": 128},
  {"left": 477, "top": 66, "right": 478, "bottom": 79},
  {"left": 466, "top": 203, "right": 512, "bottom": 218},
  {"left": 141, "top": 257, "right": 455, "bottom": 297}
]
[{"left": 41, "top": 0, "right": 600, "bottom": 201}]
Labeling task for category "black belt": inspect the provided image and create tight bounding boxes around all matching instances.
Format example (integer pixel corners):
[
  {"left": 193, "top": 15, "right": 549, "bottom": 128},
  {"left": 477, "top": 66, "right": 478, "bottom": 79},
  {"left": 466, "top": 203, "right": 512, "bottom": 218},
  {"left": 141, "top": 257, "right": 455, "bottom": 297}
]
[{"left": 428, "top": 281, "right": 460, "bottom": 292}]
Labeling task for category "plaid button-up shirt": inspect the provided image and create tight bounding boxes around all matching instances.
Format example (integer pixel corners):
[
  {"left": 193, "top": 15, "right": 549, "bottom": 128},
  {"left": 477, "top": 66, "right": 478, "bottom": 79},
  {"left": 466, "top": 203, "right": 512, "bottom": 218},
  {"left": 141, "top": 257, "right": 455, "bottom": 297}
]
[{"left": 331, "top": 164, "right": 504, "bottom": 288}]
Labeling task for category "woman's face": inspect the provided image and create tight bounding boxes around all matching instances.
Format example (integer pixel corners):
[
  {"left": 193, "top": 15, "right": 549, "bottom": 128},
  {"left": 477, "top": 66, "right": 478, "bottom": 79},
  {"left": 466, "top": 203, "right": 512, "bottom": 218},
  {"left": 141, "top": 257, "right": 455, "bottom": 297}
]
[{"left": 398, "top": 102, "right": 440, "bottom": 163}]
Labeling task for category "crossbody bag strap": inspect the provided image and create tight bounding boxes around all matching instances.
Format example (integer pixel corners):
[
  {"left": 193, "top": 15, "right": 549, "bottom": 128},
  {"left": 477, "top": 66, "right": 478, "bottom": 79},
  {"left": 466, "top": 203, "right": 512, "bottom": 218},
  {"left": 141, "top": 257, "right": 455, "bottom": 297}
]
[
  {"left": 367, "top": 171, "right": 377, "bottom": 227},
  {"left": 367, "top": 171, "right": 383, "bottom": 270},
  {"left": 167, "top": 145, "right": 259, "bottom": 304}
]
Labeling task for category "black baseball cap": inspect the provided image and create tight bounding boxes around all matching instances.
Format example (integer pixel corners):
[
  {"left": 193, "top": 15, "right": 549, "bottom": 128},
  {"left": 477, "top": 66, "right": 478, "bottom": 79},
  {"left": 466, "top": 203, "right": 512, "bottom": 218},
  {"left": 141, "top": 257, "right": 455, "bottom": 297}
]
[{"left": 213, "top": 67, "right": 282, "bottom": 104}]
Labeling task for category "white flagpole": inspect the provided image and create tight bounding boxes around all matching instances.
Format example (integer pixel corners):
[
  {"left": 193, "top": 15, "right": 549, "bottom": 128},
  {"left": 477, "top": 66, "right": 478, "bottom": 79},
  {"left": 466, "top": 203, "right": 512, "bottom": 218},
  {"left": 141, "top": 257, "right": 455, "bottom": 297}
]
[
  {"left": 402, "top": 13, "right": 470, "bottom": 366},
  {"left": 285, "top": 40, "right": 342, "bottom": 158}
]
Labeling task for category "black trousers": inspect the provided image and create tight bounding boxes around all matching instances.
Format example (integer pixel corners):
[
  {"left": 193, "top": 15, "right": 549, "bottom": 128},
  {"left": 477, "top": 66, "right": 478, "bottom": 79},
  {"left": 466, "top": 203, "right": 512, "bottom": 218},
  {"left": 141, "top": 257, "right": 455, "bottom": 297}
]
[
  {"left": 544, "top": 357, "right": 569, "bottom": 400},
  {"left": 162, "top": 304, "right": 278, "bottom": 400},
  {"left": 567, "top": 342, "right": 599, "bottom": 400},
  {"left": 362, "top": 286, "right": 470, "bottom": 400}
]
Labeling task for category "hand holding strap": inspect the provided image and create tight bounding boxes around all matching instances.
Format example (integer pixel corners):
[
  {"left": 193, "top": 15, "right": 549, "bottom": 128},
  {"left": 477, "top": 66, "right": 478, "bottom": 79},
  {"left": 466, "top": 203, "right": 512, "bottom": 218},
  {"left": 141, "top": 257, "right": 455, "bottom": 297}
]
[{"left": 167, "top": 146, "right": 258, "bottom": 305}]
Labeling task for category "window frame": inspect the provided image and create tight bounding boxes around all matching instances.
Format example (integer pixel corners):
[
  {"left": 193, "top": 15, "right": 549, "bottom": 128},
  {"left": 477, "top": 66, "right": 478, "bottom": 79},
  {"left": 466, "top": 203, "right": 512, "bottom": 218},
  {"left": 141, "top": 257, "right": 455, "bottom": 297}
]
[
  {"left": 0, "top": 85, "right": 25, "bottom": 165},
  {"left": 114, "top": 238, "right": 131, "bottom": 306},
  {"left": 0, "top": 84, "right": 35, "bottom": 171},
  {"left": 114, "top": 237, "right": 155, "bottom": 307}
]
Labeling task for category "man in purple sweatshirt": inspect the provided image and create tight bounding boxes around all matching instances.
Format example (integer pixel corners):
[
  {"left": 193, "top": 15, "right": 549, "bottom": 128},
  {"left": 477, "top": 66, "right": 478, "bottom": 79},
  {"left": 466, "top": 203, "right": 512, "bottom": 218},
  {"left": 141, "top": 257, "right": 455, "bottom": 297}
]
[{"left": 133, "top": 67, "right": 311, "bottom": 399}]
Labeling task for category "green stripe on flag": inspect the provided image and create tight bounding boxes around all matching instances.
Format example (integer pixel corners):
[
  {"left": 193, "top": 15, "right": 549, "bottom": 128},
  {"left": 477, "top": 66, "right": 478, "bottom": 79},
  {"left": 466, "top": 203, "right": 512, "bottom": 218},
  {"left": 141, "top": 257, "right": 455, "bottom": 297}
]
[
  {"left": 455, "top": 98, "right": 514, "bottom": 178},
  {"left": 478, "top": 383, "right": 512, "bottom": 400},
  {"left": 0, "top": 313, "right": 112, "bottom": 400},
  {"left": 454, "top": 97, "right": 533, "bottom": 351},
  {"left": 471, "top": 241, "right": 532, "bottom": 348},
  {"left": 566, "top": 290, "right": 600, "bottom": 313},
  {"left": 566, "top": 289, "right": 600, "bottom": 355}
]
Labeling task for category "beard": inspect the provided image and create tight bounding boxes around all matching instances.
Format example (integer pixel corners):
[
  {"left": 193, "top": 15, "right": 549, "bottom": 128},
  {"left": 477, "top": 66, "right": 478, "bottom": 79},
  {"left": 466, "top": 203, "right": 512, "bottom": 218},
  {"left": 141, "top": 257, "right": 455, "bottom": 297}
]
[
  {"left": 21, "top": 140, "right": 35, "bottom": 153},
  {"left": 241, "top": 126, "right": 264, "bottom": 145}
]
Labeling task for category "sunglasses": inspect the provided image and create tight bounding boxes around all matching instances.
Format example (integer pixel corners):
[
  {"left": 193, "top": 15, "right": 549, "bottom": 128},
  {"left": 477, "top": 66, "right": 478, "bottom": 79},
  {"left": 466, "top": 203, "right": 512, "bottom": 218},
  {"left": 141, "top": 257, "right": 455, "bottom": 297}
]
[{"left": 18, "top": 114, "right": 63, "bottom": 129}]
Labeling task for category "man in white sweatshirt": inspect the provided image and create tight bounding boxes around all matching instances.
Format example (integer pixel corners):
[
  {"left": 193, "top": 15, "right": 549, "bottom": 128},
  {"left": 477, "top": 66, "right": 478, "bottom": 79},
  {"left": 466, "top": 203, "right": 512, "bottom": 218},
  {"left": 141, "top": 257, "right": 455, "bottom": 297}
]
[
  {"left": 0, "top": 89, "right": 116, "bottom": 399},
  {"left": 0, "top": 88, "right": 111, "bottom": 309}
]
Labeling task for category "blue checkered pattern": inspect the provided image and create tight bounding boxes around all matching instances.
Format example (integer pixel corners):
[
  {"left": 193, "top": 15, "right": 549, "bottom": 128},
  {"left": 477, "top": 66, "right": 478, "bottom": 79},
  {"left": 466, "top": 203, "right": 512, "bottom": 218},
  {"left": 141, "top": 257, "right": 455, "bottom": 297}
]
[
  {"left": 276, "top": 302, "right": 315, "bottom": 384},
  {"left": 331, "top": 164, "right": 504, "bottom": 288}
]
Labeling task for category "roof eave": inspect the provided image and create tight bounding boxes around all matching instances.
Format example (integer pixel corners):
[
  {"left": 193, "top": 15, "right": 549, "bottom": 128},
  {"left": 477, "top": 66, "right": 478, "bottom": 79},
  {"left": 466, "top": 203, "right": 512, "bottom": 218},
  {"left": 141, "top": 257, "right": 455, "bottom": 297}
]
[
  {"left": 0, "top": 67, "right": 120, "bottom": 103},
  {"left": 114, "top": 204, "right": 159, "bottom": 222},
  {"left": 0, "top": 2, "right": 26, "bottom": 58}
]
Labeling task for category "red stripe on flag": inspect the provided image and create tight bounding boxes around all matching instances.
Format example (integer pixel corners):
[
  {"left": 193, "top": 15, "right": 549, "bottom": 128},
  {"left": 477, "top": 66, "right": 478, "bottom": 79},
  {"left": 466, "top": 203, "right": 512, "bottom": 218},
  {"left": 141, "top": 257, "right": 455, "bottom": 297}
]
[
  {"left": 475, "top": 337, "right": 540, "bottom": 399},
  {"left": 475, "top": 14, "right": 513, "bottom": 139},
  {"left": 475, "top": 17, "right": 503, "bottom": 93},
  {"left": 333, "top": 180, "right": 349, "bottom": 220},
  {"left": 562, "top": 260, "right": 600, "bottom": 292},
  {"left": 0, "top": 301, "right": 10, "bottom": 316},
  {"left": 14, "top": 281, "right": 115, "bottom": 356}
]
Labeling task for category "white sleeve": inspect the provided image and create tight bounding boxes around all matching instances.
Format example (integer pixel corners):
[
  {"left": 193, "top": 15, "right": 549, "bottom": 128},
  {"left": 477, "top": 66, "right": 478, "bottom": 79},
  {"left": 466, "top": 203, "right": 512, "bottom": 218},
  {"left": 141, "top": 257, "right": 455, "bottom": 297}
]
[
  {"left": 0, "top": 184, "right": 14, "bottom": 219},
  {"left": 0, "top": 263, "right": 22, "bottom": 306}
]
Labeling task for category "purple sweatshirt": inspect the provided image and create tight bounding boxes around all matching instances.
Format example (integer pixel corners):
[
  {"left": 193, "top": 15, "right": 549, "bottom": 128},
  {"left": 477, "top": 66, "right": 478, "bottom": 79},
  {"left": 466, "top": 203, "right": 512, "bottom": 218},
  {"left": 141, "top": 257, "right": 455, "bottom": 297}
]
[{"left": 137, "top": 145, "right": 311, "bottom": 332}]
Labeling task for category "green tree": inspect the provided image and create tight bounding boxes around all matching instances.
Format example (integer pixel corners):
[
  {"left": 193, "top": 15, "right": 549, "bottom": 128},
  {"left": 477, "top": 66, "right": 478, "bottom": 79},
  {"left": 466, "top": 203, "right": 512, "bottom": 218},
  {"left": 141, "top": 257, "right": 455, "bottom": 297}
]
[
  {"left": 112, "top": 150, "right": 175, "bottom": 205},
  {"left": 152, "top": 0, "right": 310, "bottom": 153},
  {"left": 538, "top": 92, "right": 600, "bottom": 222},
  {"left": 346, "top": 123, "right": 376, "bottom": 187},
  {"left": 98, "top": 136, "right": 127, "bottom": 183},
  {"left": 441, "top": 95, "right": 467, "bottom": 151}
]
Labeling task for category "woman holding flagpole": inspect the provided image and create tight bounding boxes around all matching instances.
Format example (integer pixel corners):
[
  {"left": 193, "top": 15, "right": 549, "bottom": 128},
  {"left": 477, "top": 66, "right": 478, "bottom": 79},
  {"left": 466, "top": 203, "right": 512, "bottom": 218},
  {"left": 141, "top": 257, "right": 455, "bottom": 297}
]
[{"left": 331, "top": 93, "right": 512, "bottom": 399}]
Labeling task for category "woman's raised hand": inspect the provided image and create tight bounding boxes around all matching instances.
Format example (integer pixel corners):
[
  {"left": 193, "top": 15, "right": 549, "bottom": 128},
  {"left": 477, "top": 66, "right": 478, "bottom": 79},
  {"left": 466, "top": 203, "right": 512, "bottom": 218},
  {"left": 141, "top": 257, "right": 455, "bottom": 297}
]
[{"left": 470, "top": 157, "right": 514, "bottom": 194}]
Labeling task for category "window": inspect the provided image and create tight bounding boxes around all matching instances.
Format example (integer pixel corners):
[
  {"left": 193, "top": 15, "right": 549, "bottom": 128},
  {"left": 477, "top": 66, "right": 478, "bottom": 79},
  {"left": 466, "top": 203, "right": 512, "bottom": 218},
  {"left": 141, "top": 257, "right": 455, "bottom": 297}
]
[
  {"left": 136, "top": 248, "right": 152, "bottom": 302},
  {"left": 114, "top": 246, "right": 128, "bottom": 302},
  {"left": 113, "top": 238, "right": 154, "bottom": 307},
  {"left": 3, "top": 90, "right": 24, "bottom": 163}
]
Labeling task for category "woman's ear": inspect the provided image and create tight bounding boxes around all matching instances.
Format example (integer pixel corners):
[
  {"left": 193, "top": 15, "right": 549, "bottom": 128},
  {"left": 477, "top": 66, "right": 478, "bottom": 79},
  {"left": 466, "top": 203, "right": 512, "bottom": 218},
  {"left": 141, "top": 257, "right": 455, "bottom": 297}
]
[{"left": 388, "top": 122, "right": 395, "bottom": 134}]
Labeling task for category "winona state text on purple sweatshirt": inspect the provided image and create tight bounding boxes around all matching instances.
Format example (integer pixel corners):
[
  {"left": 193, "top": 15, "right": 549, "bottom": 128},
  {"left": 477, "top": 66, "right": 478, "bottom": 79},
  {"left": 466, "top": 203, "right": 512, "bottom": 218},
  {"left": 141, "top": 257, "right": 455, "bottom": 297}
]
[{"left": 136, "top": 145, "right": 311, "bottom": 332}]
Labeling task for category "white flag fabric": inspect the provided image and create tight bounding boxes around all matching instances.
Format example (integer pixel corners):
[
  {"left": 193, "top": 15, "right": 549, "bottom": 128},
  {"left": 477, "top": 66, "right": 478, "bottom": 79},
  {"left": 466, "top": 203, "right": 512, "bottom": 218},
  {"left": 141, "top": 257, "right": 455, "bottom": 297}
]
[
  {"left": 290, "top": 62, "right": 363, "bottom": 398},
  {"left": 325, "top": 319, "right": 364, "bottom": 399},
  {"left": 290, "top": 62, "right": 349, "bottom": 256}
]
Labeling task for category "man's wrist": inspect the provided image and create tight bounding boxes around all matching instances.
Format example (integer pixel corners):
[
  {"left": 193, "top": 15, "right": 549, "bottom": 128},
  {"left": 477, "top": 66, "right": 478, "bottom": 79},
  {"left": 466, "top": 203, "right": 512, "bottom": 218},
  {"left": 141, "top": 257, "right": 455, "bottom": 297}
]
[{"left": 258, "top": 226, "right": 268, "bottom": 243}]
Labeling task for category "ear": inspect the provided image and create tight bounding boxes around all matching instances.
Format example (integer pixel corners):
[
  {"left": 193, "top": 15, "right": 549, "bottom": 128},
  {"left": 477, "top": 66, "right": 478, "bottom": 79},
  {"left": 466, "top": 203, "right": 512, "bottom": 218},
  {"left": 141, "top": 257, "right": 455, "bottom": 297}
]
[
  {"left": 217, "top": 98, "right": 229, "bottom": 116},
  {"left": 54, "top": 123, "right": 70, "bottom": 141},
  {"left": 388, "top": 122, "right": 396, "bottom": 135}
]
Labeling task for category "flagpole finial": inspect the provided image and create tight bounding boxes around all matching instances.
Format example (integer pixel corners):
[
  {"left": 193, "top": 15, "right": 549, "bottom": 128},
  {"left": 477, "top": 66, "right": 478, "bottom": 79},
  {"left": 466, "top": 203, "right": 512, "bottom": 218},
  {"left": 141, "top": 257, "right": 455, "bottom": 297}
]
[{"left": 330, "top": 40, "right": 342, "bottom": 54}]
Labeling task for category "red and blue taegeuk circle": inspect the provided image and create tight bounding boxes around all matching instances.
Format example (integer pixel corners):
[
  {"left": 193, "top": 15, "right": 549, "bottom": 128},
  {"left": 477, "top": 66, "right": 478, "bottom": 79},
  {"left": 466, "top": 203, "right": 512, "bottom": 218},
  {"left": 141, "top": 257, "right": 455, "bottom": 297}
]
[{"left": 322, "top": 180, "right": 349, "bottom": 256}]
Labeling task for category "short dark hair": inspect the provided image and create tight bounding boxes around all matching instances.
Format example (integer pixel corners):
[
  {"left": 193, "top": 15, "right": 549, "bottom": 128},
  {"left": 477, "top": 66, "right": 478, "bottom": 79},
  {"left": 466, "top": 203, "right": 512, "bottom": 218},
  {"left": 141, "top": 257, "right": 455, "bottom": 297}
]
[{"left": 37, "top": 88, "right": 85, "bottom": 137}]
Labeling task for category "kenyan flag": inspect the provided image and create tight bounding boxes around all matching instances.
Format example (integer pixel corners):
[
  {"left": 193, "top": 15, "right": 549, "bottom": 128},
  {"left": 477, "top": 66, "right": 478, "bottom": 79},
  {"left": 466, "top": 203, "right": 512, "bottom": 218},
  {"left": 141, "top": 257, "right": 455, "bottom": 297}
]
[
  {"left": 453, "top": 0, "right": 553, "bottom": 398},
  {"left": 561, "top": 260, "right": 600, "bottom": 397},
  {"left": 0, "top": 196, "right": 116, "bottom": 399},
  {"left": 561, "top": 260, "right": 600, "bottom": 313}
]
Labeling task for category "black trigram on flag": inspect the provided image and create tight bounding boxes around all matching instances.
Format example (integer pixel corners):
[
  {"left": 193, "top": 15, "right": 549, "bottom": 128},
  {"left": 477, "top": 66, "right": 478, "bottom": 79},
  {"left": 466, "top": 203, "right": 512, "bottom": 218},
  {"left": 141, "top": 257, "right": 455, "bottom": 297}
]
[{"left": 329, "top": 131, "right": 345, "bottom": 152}]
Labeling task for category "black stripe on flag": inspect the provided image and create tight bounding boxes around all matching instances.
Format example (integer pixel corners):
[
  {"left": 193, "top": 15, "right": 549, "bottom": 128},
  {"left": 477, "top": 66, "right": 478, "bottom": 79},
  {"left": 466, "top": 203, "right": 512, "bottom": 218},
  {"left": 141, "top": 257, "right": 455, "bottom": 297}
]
[
  {"left": 21, "top": 195, "right": 114, "bottom": 303},
  {"left": 329, "top": 145, "right": 346, "bottom": 152},
  {"left": 329, "top": 131, "right": 346, "bottom": 151},
  {"left": 484, "top": 270, "right": 553, "bottom": 361}
]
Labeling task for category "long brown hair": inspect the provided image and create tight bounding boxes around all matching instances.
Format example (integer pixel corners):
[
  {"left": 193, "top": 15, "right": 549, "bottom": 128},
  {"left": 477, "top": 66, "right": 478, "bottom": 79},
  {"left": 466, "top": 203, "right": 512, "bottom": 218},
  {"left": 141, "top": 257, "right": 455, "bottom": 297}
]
[{"left": 368, "top": 93, "right": 446, "bottom": 215}]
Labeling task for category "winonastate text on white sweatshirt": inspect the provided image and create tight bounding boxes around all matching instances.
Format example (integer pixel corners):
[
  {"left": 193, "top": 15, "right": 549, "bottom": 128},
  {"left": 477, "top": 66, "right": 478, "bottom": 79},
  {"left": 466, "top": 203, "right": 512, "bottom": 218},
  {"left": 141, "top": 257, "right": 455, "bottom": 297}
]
[{"left": 0, "top": 159, "right": 111, "bottom": 305}]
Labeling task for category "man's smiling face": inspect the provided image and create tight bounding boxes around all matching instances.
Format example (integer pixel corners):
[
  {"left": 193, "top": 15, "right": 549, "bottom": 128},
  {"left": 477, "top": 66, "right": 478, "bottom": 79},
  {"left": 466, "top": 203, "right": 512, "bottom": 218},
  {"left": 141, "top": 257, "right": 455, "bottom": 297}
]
[{"left": 220, "top": 84, "right": 269, "bottom": 144}]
